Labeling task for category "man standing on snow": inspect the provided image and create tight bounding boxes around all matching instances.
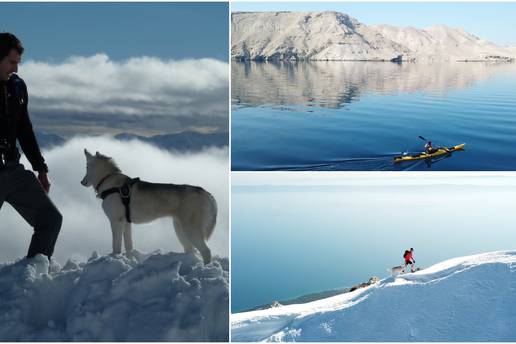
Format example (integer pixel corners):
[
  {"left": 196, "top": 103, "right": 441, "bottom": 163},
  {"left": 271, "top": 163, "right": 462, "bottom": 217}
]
[
  {"left": 404, "top": 248, "right": 416, "bottom": 273},
  {"left": 0, "top": 32, "right": 62, "bottom": 259}
]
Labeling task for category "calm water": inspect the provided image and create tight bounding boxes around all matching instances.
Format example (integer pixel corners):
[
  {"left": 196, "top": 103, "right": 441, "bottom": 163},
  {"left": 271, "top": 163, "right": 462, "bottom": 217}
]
[{"left": 232, "top": 61, "right": 516, "bottom": 170}]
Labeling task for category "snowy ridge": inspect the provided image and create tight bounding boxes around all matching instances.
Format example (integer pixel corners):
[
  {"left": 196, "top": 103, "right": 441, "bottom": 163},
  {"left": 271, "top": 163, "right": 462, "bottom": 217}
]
[
  {"left": 232, "top": 251, "right": 516, "bottom": 341},
  {"left": 0, "top": 251, "right": 229, "bottom": 341},
  {"left": 232, "top": 11, "right": 516, "bottom": 62}
]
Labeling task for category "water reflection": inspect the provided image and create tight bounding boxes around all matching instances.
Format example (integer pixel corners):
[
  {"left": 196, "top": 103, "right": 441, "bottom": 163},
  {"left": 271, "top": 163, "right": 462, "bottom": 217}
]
[{"left": 232, "top": 61, "right": 516, "bottom": 109}]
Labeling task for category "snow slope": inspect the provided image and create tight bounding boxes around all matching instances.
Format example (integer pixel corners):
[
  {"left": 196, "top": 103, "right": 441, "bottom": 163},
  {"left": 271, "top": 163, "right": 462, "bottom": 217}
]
[
  {"left": 0, "top": 251, "right": 229, "bottom": 341},
  {"left": 232, "top": 251, "right": 516, "bottom": 341},
  {"left": 232, "top": 11, "right": 516, "bottom": 62}
]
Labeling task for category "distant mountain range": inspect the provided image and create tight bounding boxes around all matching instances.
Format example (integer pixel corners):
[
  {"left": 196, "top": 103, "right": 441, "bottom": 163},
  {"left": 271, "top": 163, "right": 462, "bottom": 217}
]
[
  {"left": 114, "top": 131, "right": 228, "bottom": 152},
  {"left": 35, "top": 131, "right": 228, "bottom": 152},
  {"left": 232, "top": 11, "right": 516, "bottom": 62},
  {"left": 35, "top": 132, "right": 66, "bottom": 148}
]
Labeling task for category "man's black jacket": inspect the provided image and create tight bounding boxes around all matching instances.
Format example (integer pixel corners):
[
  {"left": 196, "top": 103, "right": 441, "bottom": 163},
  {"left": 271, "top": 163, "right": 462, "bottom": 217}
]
[{"left": 0, "top": 74, "right": 47, "bottom": 172}]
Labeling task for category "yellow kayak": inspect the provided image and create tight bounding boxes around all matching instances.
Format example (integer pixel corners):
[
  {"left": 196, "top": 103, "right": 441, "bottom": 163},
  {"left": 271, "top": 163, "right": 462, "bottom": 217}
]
[{"left": 394, "top": 143, "right": 465, "bottom": 163}]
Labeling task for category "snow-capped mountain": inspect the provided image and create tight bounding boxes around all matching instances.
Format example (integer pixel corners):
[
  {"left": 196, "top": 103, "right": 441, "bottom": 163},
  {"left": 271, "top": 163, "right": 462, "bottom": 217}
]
[
  {"left": 232, "top": 251, "right": 516, "bottom": 341},
  {"left": 232, "top": 11, "right": 516, "bottom": 62},
  {"left": 0, "top": 251, "right": 229, "bottom": 341}
]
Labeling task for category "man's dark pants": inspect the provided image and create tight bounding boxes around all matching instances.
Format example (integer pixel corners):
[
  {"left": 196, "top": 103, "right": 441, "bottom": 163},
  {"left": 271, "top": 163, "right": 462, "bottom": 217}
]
[{"left": 0, "top": 163, "right": 62, "bottom": 258}]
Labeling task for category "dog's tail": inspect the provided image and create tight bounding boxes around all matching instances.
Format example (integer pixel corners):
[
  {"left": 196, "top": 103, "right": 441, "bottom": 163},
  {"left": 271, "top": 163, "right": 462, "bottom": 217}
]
[{"left": 204, "top": 191, "right": 218, "bottom": 240}]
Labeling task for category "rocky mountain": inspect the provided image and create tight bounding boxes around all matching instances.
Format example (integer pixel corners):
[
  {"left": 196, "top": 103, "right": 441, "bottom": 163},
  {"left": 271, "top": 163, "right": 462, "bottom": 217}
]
[
  {"left": 232, "top": 11, "right": 516, "bottom": 62},
  {"left": 232, "top": 11, "right": 405, "bottom": 61},
  {"left": 372, "top": 24, "right": 515, "bottom": 62}
]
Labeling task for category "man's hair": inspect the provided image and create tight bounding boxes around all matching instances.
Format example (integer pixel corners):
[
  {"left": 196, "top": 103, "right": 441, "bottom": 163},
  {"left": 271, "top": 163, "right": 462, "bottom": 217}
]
[{"left": 0, "top": 32, "right": 24, "bottom": 60}]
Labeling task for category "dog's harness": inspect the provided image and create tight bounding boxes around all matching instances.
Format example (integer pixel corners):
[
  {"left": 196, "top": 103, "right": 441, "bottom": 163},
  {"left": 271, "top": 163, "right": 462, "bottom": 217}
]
[{"left": 96, "top": 174, "right": 140, "bottom": 223}]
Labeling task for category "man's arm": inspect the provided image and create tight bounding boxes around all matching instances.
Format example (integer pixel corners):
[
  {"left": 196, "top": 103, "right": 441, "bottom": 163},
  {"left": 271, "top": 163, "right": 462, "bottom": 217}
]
[
  {"left": 15, "top": 79, "right": 50, "bottom": 192},
  {"left": 36, "top": 171, "right": 51, "bottom": 193}
]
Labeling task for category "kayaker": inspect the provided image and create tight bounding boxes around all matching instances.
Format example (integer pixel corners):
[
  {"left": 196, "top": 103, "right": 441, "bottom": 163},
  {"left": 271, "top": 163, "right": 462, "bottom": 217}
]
[
  {"left": 424, "top": 141, "right": 437, "bottom": 154},
  {"left": 403, "top": 248, "right": 415, "bottom": 273},
  {"left": 425, "top": 141, "right": 450, "bottom": 154}
]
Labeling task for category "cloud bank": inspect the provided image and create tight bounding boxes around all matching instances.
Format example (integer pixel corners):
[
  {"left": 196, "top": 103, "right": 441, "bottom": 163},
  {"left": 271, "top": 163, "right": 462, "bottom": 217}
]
[
  {"left": 21, "top": 54, "right": 229, "bottom": 118},
  {"left": 0, "top": 136, "right": 228, "bottom": 263}
]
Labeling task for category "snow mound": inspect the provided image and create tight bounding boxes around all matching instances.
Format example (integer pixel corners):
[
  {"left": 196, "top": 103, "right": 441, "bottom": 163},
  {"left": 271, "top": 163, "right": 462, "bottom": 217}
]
[
  {"left": 232, "top": 251, "right": 516, "bottom": 341},
  {"left": 0, "top": 251, "right": 229, "bottom": 341}
]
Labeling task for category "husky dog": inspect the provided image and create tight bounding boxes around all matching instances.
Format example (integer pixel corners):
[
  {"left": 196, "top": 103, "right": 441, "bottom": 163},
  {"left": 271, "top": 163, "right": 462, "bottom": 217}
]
[
  {"left": 389, "top": 265, "right": 421, "bottom": 275},
  {"left": 81, "top": 149, "right": 217, "bottom": 264},
  {"left": 389, "top": 265, "right": 405, "bottom": 275}
]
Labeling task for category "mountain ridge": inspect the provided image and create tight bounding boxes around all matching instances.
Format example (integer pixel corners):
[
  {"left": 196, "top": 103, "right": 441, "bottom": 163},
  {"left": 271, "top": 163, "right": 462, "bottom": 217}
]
[{"left": 232, "top": 11, "right": 516, "bottom": 62}]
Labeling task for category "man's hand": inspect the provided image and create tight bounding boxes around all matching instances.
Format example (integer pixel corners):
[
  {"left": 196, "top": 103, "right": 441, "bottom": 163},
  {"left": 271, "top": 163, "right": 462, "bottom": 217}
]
[{"left": 37, "top": 171, "right": 51, "bottom": 193}]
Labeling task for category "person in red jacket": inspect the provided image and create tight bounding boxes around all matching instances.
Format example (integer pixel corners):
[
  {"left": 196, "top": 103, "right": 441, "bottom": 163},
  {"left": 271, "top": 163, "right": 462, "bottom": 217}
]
[{"left": 404, "top": 248, "right": 415, "bottom": 273}]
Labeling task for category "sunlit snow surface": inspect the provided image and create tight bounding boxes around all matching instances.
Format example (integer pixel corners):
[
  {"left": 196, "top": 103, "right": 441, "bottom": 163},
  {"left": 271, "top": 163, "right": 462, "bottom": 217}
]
[{"left": 232, "top": 250, "right": 516, "bottom": 342}]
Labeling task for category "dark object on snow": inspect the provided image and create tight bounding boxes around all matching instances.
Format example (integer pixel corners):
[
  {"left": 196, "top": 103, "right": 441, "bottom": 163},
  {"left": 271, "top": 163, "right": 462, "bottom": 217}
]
[{"left": 349, "top": 276, "right": 380, "bottom": 292}]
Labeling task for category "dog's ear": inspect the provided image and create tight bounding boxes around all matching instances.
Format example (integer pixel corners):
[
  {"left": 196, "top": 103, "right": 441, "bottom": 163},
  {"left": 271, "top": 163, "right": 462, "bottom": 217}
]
[{"left": 84, "top": 149, "right": 93, "bottom": 159}]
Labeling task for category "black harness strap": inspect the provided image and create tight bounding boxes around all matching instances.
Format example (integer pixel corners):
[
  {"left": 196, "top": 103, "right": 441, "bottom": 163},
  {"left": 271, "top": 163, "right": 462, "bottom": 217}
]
[{"left": 99, "top": 177, "right": 140, "bottom": 223}]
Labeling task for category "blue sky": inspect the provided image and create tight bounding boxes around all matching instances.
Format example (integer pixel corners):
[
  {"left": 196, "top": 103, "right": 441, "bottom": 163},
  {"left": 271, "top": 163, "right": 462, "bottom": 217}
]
[
  {"left": 0, "top": 2, "right": 228, "bottom": 61},
  {"left": 231, "top": 173, "right": 516, "bottom": 312},
  {"left": 0, "top": 2, "right": 229, "bottom": 136},
  {"left": 231, "top": 2, "right": 516, "bottom": 45}
]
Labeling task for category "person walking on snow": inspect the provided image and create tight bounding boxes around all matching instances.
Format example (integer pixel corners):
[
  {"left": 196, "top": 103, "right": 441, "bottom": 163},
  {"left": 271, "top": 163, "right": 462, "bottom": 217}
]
[
  {"left": 0, "top": 32, "right": 62, "bottom": 260},
  {"left": 404, "top": 248, "right": 415, "bottom": 273}
]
